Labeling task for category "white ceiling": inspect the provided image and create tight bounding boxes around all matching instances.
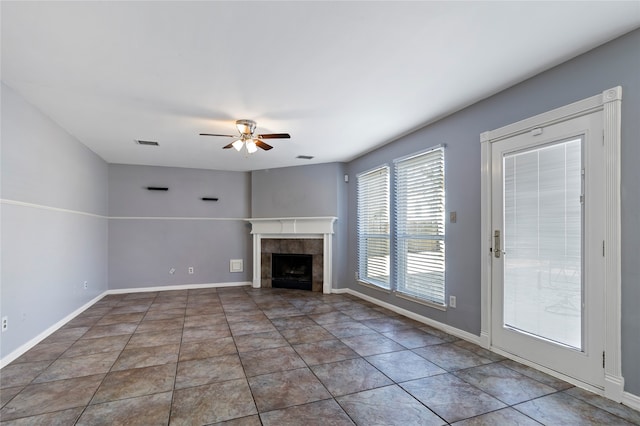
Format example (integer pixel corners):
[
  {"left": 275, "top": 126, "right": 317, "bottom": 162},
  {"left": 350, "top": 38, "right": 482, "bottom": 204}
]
[{"left": 2, "top": 2, "right": 639, "bottom": 172}]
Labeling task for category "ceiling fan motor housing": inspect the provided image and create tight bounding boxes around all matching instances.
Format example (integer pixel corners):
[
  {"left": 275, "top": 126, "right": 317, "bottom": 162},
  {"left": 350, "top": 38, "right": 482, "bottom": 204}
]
[{"left": 236, "top": 119, "right": 256, "bottom": 136}]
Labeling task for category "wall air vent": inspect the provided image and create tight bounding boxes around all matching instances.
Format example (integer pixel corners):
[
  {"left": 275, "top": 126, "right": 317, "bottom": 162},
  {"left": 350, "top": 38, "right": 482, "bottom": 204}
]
[
  {"left": 135, "top": 139, "right": 159, "bottom": 146},
  {"left": 296, "top": 155, "right": 314, "bottom": 160}
]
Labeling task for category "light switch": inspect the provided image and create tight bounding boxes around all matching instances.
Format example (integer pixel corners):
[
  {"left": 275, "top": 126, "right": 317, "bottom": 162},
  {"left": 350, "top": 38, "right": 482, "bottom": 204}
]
[{"left": 450, "top": 211, "right": 457, "bottom": 223}]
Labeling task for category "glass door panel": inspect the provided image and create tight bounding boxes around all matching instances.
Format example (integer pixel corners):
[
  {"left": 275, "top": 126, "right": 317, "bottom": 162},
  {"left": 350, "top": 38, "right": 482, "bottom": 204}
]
[{"left": 503, "top": 138, "right": 583, "bottom": 349}]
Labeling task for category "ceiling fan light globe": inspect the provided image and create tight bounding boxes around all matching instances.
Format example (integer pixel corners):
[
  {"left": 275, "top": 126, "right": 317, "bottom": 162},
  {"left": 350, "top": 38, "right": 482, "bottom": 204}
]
[
  {"left": 232, "top": 140, "right": 244, "bottom": 151},
  {"left": 246, "top": 140, "right": 258, "bottom": 154}
]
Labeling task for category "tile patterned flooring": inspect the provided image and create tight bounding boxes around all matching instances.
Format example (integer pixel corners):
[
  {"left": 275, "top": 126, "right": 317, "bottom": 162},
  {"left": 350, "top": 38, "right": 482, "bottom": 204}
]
[{"left": 1, "top": 287, "right": 639, "bottom": 425}]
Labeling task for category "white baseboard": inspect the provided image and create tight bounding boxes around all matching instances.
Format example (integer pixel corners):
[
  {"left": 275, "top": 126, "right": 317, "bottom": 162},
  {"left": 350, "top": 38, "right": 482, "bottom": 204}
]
[
  {"left": 490, "top": 346, "right": 639, "bottom": 411},
  {"left": 0, "top": 281, "right": 251, "bottom": 368},
  {"left": 622, "top": 390, "right": 640, "bottom": 411},
  {"left": 337, "top": 287, "right": 481, "bottom": 345},
  {"left": 0, "top": 292, "right": 106, "bottom": 368},
  {"left": 491, "top": 346, "right": 607, "bottom": 394},
  {"left": 106, "top": 281, "right": 252, "bottom": 294}
]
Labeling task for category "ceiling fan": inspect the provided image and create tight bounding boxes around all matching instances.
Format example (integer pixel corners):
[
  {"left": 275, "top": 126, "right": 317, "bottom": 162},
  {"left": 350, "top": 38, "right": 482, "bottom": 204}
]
[{"left": 200, "top": 119, "right": 290, "bottom": 154}]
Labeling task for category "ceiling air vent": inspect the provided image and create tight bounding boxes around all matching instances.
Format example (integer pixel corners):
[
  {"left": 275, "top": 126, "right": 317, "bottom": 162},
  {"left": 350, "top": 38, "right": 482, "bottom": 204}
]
[
  {"left": 134, "top": 139, "right": 159, "bottom": 146},
  {"left": 297, "top": 155, "right": 314, "bottom": 160}
]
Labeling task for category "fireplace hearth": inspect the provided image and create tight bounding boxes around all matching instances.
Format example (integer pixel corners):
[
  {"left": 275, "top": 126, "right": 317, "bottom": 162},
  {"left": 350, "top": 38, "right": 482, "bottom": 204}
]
[{"left": 272, "top": 253, "right": 312, "bottom": 291}]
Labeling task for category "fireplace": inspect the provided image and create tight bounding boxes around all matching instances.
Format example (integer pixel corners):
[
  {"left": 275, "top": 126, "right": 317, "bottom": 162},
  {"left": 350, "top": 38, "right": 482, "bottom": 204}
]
[
  {"left": 245, "top": 217, "right": 337, "bottom": 294},
  {"left": 260, "top": 238, "right": 323, "bottom": 291},
  {"left": 272, "top": 253, "right": 312, "bottom": 291}
]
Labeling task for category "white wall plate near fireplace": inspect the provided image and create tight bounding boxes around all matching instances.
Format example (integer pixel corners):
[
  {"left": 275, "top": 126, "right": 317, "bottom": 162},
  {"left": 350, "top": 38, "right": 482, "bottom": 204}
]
[{"left": 230, "top": 259, "right": 243, "bottom": 273}]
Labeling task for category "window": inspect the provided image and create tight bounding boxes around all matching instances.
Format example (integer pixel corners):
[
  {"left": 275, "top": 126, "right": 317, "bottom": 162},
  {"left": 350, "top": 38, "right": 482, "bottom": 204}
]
[
  {"left": 357, "top": 166, "right": 391, "bottom": 289},
  {"left": 395, "top": 146, "right": 445, "bottom": 305}
]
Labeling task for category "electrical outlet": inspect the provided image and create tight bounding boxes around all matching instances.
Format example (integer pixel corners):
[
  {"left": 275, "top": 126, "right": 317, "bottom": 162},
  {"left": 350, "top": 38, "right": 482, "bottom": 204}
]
[
  {"left": 83, "top": 281, "right": 88, "bottom": 290},
  {"left": 449, "top": 295, "right": 457, "bottom": 308},
  {"left": 188, "top": 267, "right": 194, "bottom": 274},
  {"left": 2, "top": 316, "right": 8, "bottom": 332}
]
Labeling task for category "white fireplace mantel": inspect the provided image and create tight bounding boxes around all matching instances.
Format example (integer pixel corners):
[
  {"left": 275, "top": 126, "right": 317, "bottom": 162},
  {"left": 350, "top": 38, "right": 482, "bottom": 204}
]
[{"left": 245, "top": 217, "right": 337, "bottom": 294}]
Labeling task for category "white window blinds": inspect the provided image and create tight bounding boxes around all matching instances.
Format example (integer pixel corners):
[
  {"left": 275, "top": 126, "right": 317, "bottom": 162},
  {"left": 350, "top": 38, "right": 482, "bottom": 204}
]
[
  {"left": 395, "top": 147, "right": 445, "bottom": 305},
  {"left": 357, "top": 166, "right": 391, "bottom": 289},
  {"left": 503, "top": 138, "right": 582, "bottom": 348}
]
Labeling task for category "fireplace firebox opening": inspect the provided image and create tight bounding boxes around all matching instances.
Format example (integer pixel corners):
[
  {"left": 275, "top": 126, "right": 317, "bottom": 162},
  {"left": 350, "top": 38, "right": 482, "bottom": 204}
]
[{"left": 272, "top": 253, "right": 313, "bottom": 291}]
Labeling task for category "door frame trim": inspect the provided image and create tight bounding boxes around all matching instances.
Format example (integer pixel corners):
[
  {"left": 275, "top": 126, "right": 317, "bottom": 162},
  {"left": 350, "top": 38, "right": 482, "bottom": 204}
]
[{"left": 479, "top": 87, "right": 623, "bottom": 401}]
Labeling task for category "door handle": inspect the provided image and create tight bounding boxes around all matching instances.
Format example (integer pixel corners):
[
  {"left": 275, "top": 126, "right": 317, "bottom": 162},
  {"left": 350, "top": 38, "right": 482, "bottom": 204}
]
[{"left": 494, "top": 230, "right": 502, "bottom": 258}]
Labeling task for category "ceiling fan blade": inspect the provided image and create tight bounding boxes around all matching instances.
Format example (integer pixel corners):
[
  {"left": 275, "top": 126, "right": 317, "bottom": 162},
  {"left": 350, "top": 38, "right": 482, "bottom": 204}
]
[
  {"left": 255, "top": 140, "right": 273, "bottom": 151},
  {"left": 199, "top": 133, "right": 236, "bottom": 138},
  {"left": 257, "top": 133, "right": 290, "bottom": 139},
  {"left": 222, "top": 142, "right": 234, "bottom": 149}
]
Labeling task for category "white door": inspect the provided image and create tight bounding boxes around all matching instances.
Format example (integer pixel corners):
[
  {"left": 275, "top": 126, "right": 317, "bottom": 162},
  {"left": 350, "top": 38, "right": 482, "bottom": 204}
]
[{"left": 491, "top": 110, "right": 605, "bottom": 388}]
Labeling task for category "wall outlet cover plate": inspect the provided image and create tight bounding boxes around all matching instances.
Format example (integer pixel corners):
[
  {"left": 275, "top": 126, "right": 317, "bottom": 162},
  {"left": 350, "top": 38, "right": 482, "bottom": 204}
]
[{"left": 230, "top": 259, "right": 243, "bottom": 273}]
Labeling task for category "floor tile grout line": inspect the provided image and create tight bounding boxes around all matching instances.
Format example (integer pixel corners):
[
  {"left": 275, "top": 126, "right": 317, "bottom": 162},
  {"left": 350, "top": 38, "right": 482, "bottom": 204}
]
[
  {"left": 260, "top": 297, "right": 454, "bottom": 424},
  {"left": 4, "top": 303, "right": 118, "bottom": 414},
  {"left": 1, "top": 295, "right": 120, "bottom": 422},
  {"left": 74, "top": 293, "right": 161, "bottom": 424},
  {"left": 249, "top": 292, "right": 354, "bottom": 423},
  {"left": 300, "top": 306, "right": 545, "bottom": 425},
  {"left": 508, "top": 388, "right": 575, "bottom": 423},
  {"left": 515, "top": 387, "right": 638, "bottom": 425},
  {"left": 496, "top": 357, "right": 575, "bottom": 390},
  {"left": 166, "top": 292, "right": 189, "bottom": 426},
  {"left": 406, "top": 344, "right": 570, "bottom": 418},
  {"left": 447, "top": 361, "right": 547, "bottom": 409},
  {"left": 393, "top": 378, "right": 451, "bottom": 425},
  {"left": 458, "top": 405, "right": 544, "bottom": 425},
  {"left": 559, "top": 389, "right": 640, "bottom": 423},
  {"left": 325, "top": 304, "right": 455, "bottom": 423},
  {"left": 214, "top": 290, "right": 262, "bottom": 423},
  {"left": 69, "top": 389, "right": 180, "bottom": 423}
]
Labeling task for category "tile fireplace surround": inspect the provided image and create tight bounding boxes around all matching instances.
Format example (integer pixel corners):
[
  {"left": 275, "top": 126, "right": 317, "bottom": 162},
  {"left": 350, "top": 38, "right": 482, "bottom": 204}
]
[
  {"left": 246, "top": 217, "right": 337, "bottom": 294},
  {"left": 262, "top": 239, "right": 323, "bottom": 292}
]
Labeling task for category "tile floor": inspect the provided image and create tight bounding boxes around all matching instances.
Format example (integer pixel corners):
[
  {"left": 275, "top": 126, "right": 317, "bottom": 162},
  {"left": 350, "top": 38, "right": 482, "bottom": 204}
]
[{"left": 1, "top": 287, "right": 639, "bottom": 425}]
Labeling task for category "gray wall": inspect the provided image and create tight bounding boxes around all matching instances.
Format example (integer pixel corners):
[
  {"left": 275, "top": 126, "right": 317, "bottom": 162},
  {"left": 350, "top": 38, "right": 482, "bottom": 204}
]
[
  {"left": 345, "top": 29, "right": 640, "bottom": 394},
  {"left": 251, "top": 163, "right": 349, "bottom": 287},
  {"left": 0, "top": 83, "right": 109, "bottom": 359},
  {"left": 108, "top": 164, "right": 252, "bottom": 288},
  {"left": 251, "top": 163, "right": 345, "bottom": 218}
]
